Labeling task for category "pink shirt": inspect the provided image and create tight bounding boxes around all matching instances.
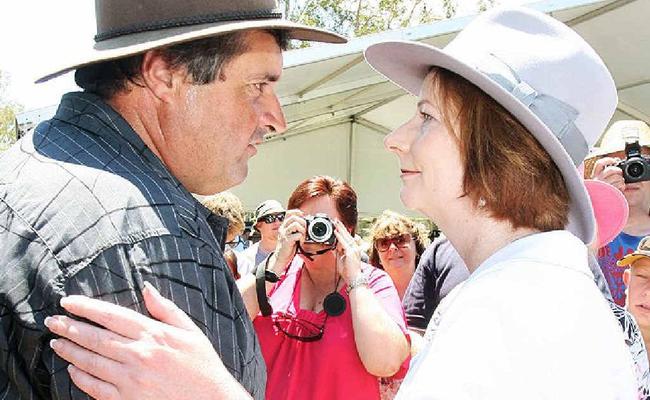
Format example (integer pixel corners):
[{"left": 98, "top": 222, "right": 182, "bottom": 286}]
[{"left": 253, "top": 258, "right": 409, "bottom": 400}]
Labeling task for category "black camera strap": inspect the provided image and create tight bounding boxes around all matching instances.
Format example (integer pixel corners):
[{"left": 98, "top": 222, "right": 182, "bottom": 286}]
[
  {"left": 323, "top": 252, "right": 346, "bottom": 317},
  {"left": 296, "top": 243, "right": 337, "bottom": 261}
]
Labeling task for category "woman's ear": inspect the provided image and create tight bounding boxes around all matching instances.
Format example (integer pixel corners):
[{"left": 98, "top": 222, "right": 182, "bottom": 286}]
[{"left": 623, "top": 268, "right": 631, "bottom": 287}]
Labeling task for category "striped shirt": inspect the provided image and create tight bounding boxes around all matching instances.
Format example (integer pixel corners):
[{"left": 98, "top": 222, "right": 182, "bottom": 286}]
[{"left": 0, "top": 92, "right": 266, "bottom": 399}]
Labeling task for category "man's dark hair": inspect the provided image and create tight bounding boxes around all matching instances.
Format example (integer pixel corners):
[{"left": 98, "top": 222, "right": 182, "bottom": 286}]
[{"left": 75, "top": 29, "right": 289, "bottom": 99}]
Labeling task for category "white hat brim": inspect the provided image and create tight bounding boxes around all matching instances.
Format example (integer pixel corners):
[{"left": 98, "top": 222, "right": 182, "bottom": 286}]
[
  {"left": 37, "top": 19, "right": 346, "bottom": 83},
  {"left": 364, "top": 40, "right": 595, "bottom": 243}
]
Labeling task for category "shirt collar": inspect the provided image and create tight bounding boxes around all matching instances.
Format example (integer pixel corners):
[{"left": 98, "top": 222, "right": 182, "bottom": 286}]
[
  {"left": 54, "top": 91, "right": 172, "bottom": 182},
  {"left": 470, "top": 230, "right": 590, "bottom": 281},
  {"left": 54, "top": 91, "right": 222, "bottom": 239}
]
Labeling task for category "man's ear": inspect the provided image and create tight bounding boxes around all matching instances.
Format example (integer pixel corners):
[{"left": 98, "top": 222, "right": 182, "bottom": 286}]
[
  {"left": 623, "top": 268, "right": 631, "bottom": 286},
  {"left": 140, "top": 50, "right": 184, "bottom": 103}
]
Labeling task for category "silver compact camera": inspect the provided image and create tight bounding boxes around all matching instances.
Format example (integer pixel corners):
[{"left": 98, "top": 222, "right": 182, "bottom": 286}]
[{"left": 304, "top": 214, "right": 336, "bottom": 246}]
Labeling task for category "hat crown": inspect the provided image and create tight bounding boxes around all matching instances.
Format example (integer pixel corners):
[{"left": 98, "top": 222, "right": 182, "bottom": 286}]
[
  {"left": 255, "top": 200, "right": 285, "bottom": 220},
  {"left": 95, "top": 0, "right": 280, "bottom": 42},
  {"left": 597, "top": 120, "right": 650, "bottom": 154},
  {"left": 639, "top": 236, "right": 650, "bottom": 253},
  {"left": 444, "top": 7, "right": 617, "bottom": 156}
]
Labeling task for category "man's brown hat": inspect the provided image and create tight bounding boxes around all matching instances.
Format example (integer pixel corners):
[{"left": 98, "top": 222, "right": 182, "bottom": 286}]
[
  {"left": 617, "top": 236, "right": 650, "bottom": 267},
  {"left": 37, "top": 0, "right": 346, "bottom": 83}
]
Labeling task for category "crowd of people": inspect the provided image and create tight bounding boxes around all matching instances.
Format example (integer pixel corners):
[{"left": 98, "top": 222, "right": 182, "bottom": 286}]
[{"left": 1, "top": 1, "right": 649, "bottom": 399}]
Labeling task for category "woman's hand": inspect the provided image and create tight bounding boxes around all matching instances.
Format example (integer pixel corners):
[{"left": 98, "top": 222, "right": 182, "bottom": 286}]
[
  {"left": 270, "top": 209, "right": 305, "bottom": 274},
  {"left": 333, "top": 219, "right": 363, "bottom": 284},
  {"left": 45, "top": 282, "right": 251, "bottom": 400},
  {"left": 591, "top": 156, "right": 625, "bottom": 192}
]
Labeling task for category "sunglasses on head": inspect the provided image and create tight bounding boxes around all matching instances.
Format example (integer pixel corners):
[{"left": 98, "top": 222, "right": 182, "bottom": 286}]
[
  {"left": 375, "top": 233, "right": 412, "bottom": 252},
  {"left": 273, "top": 312, "right": 327, "bottom": 342},
  {"left": 258, "top": 212, "right": 285, "bottom": 224}
]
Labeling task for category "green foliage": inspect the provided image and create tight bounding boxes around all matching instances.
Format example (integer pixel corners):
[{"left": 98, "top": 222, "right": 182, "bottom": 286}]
[
  {"left": 0, "top": 70, "right": 23, "bottom": 152},
  {"left": 279, "top": 0, "right": 496, "bottom": 40}
]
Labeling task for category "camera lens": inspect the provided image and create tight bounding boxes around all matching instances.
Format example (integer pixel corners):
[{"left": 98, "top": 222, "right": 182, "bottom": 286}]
[
  {"left": 628, "top": 161, "right": 645, "bottom": 179},
  {"left": 311, "top": 221, "right": 328, "bottom": 239}
]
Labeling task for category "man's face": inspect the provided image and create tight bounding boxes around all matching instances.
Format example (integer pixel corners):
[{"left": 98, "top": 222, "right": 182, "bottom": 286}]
[
  {"left": 624, "top": 258, "right": 650, "bottom": 332},
  {"left": 255, "top": 212, "right": 283, "bottom": 242},
  {"left": 160, "top": 30, "right": 286, "bottom": 194},
  {"left": 608, "top": 147, "right": 650, "bottom": 212}
]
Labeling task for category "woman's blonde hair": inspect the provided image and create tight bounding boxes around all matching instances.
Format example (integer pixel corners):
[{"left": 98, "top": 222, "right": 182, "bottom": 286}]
[
  {"left": 200, "top": 191, "right": 245, "bottom": 239},
  {"left": 367, "top": 210, "right": 430, "bottom": 269}
]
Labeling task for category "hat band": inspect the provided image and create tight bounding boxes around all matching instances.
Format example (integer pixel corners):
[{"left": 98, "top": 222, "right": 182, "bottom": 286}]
[
  {"left": 477, "top": 53, "right": 588, "bottom": 166},
  {"left": 95, "top": 9, "right": 283, "bottom": 42}
]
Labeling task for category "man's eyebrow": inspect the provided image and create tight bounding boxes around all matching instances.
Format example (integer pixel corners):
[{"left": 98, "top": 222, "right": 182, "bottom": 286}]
[{"left": 250, "top": 73, "right": 281, "bottom": 82}]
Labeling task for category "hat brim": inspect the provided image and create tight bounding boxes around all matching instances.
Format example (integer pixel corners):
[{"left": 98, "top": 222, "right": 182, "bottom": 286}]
[
  {"left": 364, "top": 40, "right": 595, "bottom": 243},
  {"left": 584, "top": 180, "right": 628, "bottom": 249},
  {"left": 617, "top": 253, "right": 650, "bottom": 267},
  {"left": 37, "top": 19, "right": 346, "bottom": 83}
]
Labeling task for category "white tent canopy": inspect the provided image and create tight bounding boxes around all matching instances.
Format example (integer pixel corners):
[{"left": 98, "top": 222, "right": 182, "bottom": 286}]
[{"left": 231, "top": 0, "right": 650, "bottom": 218}]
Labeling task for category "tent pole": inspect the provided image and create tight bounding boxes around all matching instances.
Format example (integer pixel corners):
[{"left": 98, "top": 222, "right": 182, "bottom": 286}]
[{"left": 348, "top": 120, "right": 355, "bottom": 184}]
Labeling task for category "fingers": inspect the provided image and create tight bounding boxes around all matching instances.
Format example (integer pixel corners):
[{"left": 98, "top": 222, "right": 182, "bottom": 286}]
[
  {"left": 59, "top": 295, "right": 159, "bottom": 340},
  {"left": 143, "top": 282, "right": 200, "bottom": 332},
  {"left": 282, "top": 220, "right": 306, "bottom": 237},
  {"left": 50, "top": 337, "right": 123, "bottom": 385},
  {"left": 591, "top": 157, "right": 620, "bottom": 177},
  {"left": 45, "top": 315, "right": 132, "bottom": 363},
  {"left": 68, "top": 365, "right": 121, "bottom": 400},
  {"left": 284, "top": 209, "right": 303, "bottom": 217},
  {"left": 281, "top": 213, "right": 306, "bottom": 237},
  {"left": 598, "top": 167, "right": 625, "bottom": 191},
  {"left": 277, "top": 212, "right": 306, "bottom": 258},
  {"left": 333, "top": 220, "right": 355, "bottom": 249}
]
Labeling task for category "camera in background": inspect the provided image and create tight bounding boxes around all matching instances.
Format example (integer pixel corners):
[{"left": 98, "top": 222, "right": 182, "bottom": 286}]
[{"left": 617, "top": 140, "right": 650, "bottom": 183}]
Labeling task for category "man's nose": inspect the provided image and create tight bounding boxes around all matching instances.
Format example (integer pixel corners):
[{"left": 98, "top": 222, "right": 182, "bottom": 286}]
[{"left": 261, "top": 93, "right": 287, "bottom": 136}]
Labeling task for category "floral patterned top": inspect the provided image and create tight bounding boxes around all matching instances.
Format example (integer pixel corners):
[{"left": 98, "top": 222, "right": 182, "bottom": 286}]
[{"left": 609, "top": 302, "right": 650, "bottom": 400}]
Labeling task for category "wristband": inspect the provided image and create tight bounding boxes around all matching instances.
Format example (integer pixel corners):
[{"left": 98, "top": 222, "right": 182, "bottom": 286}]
[{"left": 346, "top": 273, "right": 369, "bottom": 294}]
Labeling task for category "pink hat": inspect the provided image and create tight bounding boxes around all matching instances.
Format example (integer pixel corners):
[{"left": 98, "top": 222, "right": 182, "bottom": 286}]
[{"left": 584, "top": 179, "right": 628, "bottom": 249}]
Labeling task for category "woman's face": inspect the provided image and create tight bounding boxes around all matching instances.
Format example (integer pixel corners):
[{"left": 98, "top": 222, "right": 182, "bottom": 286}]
[
  {"left": 376, "top": 232, "right": 417, "bottom": 276},
  {"left": 384, "top": 71, "right": 465, "bottom": 221}
]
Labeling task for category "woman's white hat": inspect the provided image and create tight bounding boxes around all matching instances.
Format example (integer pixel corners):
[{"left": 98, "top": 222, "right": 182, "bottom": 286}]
[{"left": 364, "top": 6, "right": 617, "bottom": 244}]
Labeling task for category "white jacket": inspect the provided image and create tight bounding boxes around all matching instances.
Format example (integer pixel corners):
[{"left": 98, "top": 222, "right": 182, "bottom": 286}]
[{"left": 397, "top": 230, "right": 637, "bottom": 400}]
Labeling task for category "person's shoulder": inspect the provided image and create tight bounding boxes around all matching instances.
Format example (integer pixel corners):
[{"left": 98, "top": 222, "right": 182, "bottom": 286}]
[
  {"left": 240, "top": 242, "right": 258, "bottom": 257},
  {"left": 363, "top": 262, "right": 395, "bottom": 287},
  {"left": 418, "top": 235, "right": 467, "bottom": 274}
]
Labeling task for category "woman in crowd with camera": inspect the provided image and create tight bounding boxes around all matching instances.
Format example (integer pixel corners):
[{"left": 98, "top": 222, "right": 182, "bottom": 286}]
[
  {"left": 367, "top": 210, "right": 429, "bottom": 299},
  {"left": 242, "top": 175, "right": 409, "bottom": 399}
]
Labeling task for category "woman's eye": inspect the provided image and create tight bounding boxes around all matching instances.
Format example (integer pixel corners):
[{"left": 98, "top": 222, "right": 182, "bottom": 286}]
[
  {"left": 419, "top": 111, "right": 434, "bottom": 122},
  {"left": 253, "top": 82, "right": 267, "bottom": 92}
]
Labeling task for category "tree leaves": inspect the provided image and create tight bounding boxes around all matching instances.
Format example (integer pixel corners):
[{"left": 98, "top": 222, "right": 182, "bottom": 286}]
[
  {"left": 278, "top": 0, "right": 492, "bottom": 39},
  {"left": 0, "top": 70, "right": 23, "bottom": 152}
]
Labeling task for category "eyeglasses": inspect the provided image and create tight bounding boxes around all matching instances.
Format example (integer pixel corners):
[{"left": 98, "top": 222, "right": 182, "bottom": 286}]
[
  {"left": 258, "top": 212, "right": 285, "bottom": 224},
  {"left": 226, "top": 235, "right": 245, "bottom": 248},
  {"left": 272, "top": 312, "right": 327, "bottom": 342},
  {"left": 375, "top": 233, "right": 412, "bottom": 252}
]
